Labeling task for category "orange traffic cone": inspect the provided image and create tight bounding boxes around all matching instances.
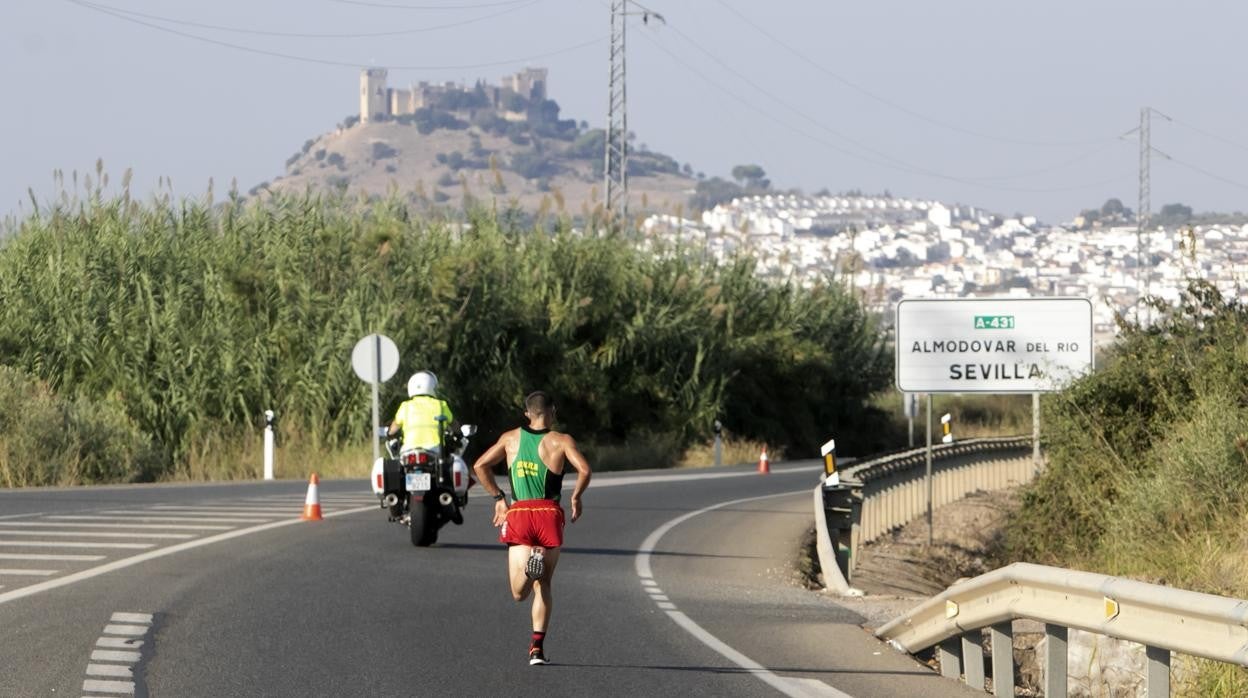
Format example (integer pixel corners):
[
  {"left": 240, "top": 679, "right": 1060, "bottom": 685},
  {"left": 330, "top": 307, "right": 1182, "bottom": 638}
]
[
  {"left": 757, "top": 446, "right": 770, "bottom": 474},
  {"left": 301, "top": 473, "right": 323, "bottom": 521}
]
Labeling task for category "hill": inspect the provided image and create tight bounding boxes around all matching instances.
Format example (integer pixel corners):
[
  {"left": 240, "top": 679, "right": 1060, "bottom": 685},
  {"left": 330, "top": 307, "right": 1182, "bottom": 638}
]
[{"left": 259, "top": 103, "right": 699, "bottom": 219}]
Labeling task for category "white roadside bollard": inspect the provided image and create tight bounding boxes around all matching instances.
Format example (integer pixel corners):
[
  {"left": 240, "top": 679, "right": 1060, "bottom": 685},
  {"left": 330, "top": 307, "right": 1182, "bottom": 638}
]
[{"left": 263, "top": 410, "right": 276, "bottom": 480}]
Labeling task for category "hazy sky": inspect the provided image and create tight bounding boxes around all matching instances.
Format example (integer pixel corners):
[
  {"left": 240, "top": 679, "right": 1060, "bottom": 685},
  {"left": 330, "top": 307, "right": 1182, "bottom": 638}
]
[{"left": 4, "top": 0, "right": 1247, "bottom": 223}]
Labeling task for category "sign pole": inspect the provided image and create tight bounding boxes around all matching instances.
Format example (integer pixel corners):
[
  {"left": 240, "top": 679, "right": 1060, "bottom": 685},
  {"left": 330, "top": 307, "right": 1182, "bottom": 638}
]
[
  {"left": 1032, "top": 392, "right": 1041, "bottom": 470},
  {"left": 372, "top": 335, "right": 381, "bottom": 462},
  {"left": 926, "top": 393, "right": 933, "bottom": 548}
]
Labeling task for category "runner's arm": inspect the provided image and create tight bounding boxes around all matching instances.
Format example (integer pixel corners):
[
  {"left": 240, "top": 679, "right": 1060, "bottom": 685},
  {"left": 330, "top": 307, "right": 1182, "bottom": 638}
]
[
  {"left": 562, "top": 435, "right": 592, "bottom": 522},
  {"left": 471, "top": 437, "right": 512, "bottom": 527}
]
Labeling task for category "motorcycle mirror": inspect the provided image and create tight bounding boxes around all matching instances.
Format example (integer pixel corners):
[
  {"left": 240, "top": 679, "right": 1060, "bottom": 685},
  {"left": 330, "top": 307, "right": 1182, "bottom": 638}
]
[
  {"left": 435, "top": 415, "right": 448, "bottom": 423},
  {"left": 461, "top": 424, "right": 477, "bottom": 437}
]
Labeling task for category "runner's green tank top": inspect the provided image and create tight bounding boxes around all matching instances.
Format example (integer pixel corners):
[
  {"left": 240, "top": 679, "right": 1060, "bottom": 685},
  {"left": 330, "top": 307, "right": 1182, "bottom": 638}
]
[{"left": 510, "top": 427, "right": 563, "bottom": 501}]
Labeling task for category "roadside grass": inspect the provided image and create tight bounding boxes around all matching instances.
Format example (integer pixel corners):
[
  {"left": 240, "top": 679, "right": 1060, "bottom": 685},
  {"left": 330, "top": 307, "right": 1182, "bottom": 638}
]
[
  {"left": 1004, "top": 285, "right": 1248, "bottom": 696},
  {"left": 676, "top": 436, "right": 780, "bottom": 468},
  {"left": 869, "top": 391, "right": 1034, "bottom": 443}
]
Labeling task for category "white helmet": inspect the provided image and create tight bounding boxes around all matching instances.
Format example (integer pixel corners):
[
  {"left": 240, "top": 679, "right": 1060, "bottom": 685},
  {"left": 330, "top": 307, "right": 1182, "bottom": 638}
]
[{"left": 407, "top": 370, "right": 438, "bottom": 397}]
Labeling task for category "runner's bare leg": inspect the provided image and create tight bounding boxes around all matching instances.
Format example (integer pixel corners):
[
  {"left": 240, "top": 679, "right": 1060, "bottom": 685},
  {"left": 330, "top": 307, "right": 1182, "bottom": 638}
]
[
  {"left": 508, "top": 545, "right": 536, "bottom": 601},
  {"left": 530, "top": 548, "right": 561, "bottom": 632}
]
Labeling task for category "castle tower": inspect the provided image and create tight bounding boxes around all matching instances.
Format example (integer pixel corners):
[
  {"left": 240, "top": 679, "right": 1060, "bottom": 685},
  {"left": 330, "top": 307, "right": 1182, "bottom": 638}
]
[{"left": 360, "top": 68, "right": 388, "bottom": 123}]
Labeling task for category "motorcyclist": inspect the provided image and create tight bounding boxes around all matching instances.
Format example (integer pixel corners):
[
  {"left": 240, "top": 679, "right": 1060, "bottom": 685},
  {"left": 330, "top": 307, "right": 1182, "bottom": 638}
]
[{"left": 381, "top": 370, "right": 455, "bottom": 452}]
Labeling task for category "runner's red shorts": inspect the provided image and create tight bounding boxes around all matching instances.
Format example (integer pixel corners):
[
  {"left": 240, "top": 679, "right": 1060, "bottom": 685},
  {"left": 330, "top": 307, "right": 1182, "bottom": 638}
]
[{"left": 500, "top": 499, "right": 565, "bottom": 548}]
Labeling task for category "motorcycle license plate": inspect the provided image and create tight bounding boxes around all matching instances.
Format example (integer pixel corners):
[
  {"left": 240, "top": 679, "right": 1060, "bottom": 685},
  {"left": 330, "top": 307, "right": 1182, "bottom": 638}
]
[{"left": 405, "top": 472, "right": 431, "bottom": 492}]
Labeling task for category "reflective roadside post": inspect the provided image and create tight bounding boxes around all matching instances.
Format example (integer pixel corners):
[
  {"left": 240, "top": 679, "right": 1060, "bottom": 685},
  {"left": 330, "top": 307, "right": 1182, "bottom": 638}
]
[
  {"left": 712, "top": 419, "right": 723, "bottom": 468},
  {"left": 263, "top": 410, "right": 276, "bottom": 480},
  {"left": 941, "top": 413, "right": 953, "bottom": 444}
]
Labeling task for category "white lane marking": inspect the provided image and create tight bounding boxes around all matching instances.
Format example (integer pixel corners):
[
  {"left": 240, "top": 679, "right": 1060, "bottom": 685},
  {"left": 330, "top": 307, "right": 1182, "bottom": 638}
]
[
  {"left": 82, "top": 678, "right": 134, "bottom": 694},
  {"left": 146, "top": 506, "right": 300, "bottom": 513},
  {"left": 0, "top": 504, "right": 375, "bottom": 605},
  {"left": 0, "top": 568, "right": 57, "bottom": 576},
  {"left": 0, "top": 530, "right": 193, "bottom": 539},
  {"left": 103, "top": 624, "right": 148, "bottom": 636},
  {"left": 52, "top": 515, "right": 272, "bottom": 523},
  {"left": 87, "top": 664, "right": 134, "bottom": 678},
  {"left": 651, "top": 594, "right": 670, "bottom": 602},
  {"left": 0, "top": 553, "right": 105, "bottom": 561},
  {"left": 570, "top": 464, "right": 814, "bottom": 491},
  {"left": 97, "top": 638, "right": 144, "bottom": 649},
  {"left": 636, "top": 489, "right": 854, "bottom": 698},
  {"left": 0, "top": 541, "right": 155, "bottom": 549},
  {"left": 666, "top": 610, "right": 851, "bottom": 698},
  {"left": 111, "top": 612, "right": 153, "bottom": 624},
  {"left": 0, "top": 522, "right": 234, "bottom": 531},
  {"left": 92, "top": 649, "right": 141, "bottom": 662},
  {"left": 0, "top": 512, "right": 44, "bottom": 520},
  {"left": 641, "top": 579, "right": 658, "bottom": 587}
]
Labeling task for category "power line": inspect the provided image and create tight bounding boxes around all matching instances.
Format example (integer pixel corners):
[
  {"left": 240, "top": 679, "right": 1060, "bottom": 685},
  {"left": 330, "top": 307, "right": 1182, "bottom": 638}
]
[
  {"left": 710, "top": 0, "right": 1116, "bottom": 149},
  {"left": 1166, "top": 116, "right": 1248, "bottom": 154},
  {"left": 68, "top": 0, "right": 604, "bottom": 71},
  {"left": 330, "top": 0, "right": 530, "bottom": 9},
  {"left": 76, "top": 0, "right": 541, "bottom": 39},
  {"left": 635, "top": 29, "right": 1131, "bottom": 194},
  {"left": 1155, "top": 151, "right": 1248, "bottom": 192}
]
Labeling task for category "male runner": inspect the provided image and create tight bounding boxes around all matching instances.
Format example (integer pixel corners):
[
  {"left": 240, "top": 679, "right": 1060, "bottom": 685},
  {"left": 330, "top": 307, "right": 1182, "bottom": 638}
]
[{"left": 471, "top": 391, "right": 592, "bottom": 666}]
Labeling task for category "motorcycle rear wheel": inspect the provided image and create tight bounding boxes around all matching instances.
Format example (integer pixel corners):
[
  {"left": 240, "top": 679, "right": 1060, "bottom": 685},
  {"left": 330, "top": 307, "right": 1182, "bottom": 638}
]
[{"left": 408, "top": 499, "right": 438, "bottom": 547}]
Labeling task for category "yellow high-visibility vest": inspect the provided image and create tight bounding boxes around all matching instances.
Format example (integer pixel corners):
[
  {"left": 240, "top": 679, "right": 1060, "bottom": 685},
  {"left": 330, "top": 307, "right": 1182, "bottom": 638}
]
[{"left": 394, "top": 395, "right": 454, "bottom": 449}]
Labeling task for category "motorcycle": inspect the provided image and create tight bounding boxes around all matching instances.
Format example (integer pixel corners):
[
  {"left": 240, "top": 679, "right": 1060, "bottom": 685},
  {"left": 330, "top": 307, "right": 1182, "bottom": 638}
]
[{"left": 370, "top": 416, "right": 477, "bottom": 546}]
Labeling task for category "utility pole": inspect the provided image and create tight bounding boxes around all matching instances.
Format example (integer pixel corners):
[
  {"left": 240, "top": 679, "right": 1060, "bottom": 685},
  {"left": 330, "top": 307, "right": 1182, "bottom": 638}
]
[
  {"left": 1137, "top": 106, "right": 1151, "bottom": 323},
  {"left": 604, "top": 1, "right": 663, "bottom": 230},
  {"left": 605, "top": 0, "right": 629, "bottom": 227}
]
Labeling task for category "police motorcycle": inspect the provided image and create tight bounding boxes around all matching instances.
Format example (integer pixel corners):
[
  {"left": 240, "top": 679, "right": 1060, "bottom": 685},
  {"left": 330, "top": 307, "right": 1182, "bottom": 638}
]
[{"left": 371, "top": 415, "right": 477, "bottom": 546}]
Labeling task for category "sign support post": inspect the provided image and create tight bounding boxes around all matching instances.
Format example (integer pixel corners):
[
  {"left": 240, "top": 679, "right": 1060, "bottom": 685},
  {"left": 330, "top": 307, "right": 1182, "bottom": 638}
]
[
  {"left": 926, "top": 393, "right": 933, "bottom": 548},
  {"left": 1033, "top": 392, "right": 1041, "bottom": 469},
  {"left": 351, "top": 333, "right": 400, "bottom": 465},
  {"left": 372, "top": 335, "right": 382, "bottom": 462}
]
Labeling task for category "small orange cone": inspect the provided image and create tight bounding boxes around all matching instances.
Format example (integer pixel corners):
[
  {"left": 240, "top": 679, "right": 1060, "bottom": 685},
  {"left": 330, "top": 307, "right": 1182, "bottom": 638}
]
[
  {"left": 301, "top": 473, "right": 323, "bottom": 521},
  {"left": 757, "top": 446, "right": 770, "bottom": 474}
]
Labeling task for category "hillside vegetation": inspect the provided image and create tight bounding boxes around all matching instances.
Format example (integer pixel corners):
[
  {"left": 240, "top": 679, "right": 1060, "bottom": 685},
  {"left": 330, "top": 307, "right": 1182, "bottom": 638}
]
[
  {"left": 1008, "top": 282, "right": 1248, "bottom": 695},
  {"left": 0, "top": 177, "right": 891, "bottom": 486},
  {"left": 266, "top": 94, "right": 699, "bottom": 220}
]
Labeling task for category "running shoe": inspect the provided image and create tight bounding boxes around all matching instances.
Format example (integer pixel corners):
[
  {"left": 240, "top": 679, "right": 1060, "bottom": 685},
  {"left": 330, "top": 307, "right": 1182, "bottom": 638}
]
[
  {"left": 525, "top": 549, "right": 545, "bottom": 580},
  {"left": 528, "top": 647, "right": 548, "bottom": 666}
]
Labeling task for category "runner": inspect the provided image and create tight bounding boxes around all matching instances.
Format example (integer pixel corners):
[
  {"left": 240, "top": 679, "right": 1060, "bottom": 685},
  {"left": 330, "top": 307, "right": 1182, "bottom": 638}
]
[{"left": 471, "top": 391, "right": 592, "bottom": 666}]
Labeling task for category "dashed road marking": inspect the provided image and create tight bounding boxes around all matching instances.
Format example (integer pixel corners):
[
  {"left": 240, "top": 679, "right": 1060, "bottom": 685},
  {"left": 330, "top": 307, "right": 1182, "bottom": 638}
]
[
  {"left": 0, "top": 521, "right": 234, "bottom": 530},
  {"left": 0, "top": 530, "right": 194, "bottom": 539},
  {"left": 0, "top": 568, "right": 57, "bottom": 576},
  {"left": 0, "top": 541, "right": 155, "bottom": 549},
  {"left": 51, "top": 514, "right": 272, "bottom": 523},
  {"left": 81, "top": 611, "right": 155, "bottom": 696},
  {"left": 636, "top": 489, "right": 854, "bottom": 698},
  {"left": 0, "top": 553, "right": 105, "bottom": 561}
]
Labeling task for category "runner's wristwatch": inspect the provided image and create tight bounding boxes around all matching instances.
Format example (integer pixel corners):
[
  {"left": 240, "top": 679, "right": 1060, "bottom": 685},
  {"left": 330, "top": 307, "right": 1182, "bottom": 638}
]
[{"left": 493, "top": 492, "right": 506, "bottom": 502}]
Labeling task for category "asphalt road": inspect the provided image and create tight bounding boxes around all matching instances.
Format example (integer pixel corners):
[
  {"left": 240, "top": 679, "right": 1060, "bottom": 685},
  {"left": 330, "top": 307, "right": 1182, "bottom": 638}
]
[{"left": 0, "top": 462, "right": 979, "bottom": 697}]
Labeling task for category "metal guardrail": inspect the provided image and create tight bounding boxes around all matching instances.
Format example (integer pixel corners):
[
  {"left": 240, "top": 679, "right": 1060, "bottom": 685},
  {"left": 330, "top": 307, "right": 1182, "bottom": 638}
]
[
  {"left": 875, "top": 562, "right": 1248, "bottom": 698},
  {"left": 816, "top": 436, "right": 1035, "bottom": 588}
]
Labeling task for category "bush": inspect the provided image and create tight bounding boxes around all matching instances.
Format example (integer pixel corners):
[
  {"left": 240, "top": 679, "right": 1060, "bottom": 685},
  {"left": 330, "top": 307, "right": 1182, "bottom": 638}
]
[
  {"left": 0, "top": 187, "right": 891, "bottom": 482},
  {"left": 371, "top": 142, "right": 398, "bottom": 160},
  {"left": 0, "top": 367, "right": 159, "bottom": 486}
]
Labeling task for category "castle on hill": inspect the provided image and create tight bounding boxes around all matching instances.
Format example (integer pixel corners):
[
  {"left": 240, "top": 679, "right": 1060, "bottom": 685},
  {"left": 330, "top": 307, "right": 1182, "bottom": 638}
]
[{"left": 359, "top": 67, "right": 548, "bottom": 124}]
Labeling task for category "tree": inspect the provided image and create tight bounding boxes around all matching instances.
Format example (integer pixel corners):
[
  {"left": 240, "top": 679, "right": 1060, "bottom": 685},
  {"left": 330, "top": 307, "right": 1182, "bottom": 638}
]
[
  {"left": 1159, "top": 202, "right": 1193, "bottom": 222},
  {"left": 1101, "top": 198, "right": 1126, "bottom": 217},
  {"left": 731, "top": 164, "right": 769, "bottom": 189}
]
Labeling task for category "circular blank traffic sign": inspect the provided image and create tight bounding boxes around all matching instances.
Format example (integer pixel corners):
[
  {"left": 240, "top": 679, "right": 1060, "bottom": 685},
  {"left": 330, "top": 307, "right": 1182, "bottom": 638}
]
[{"left": 351, "top": 334, "right": 400, "bottom": 383}]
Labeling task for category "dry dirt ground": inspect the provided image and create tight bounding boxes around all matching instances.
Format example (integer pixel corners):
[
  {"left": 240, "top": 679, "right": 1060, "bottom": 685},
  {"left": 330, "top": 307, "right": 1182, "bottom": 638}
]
[{"left": 850, "top": 488, "right": 1020, "bottom": 599}]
